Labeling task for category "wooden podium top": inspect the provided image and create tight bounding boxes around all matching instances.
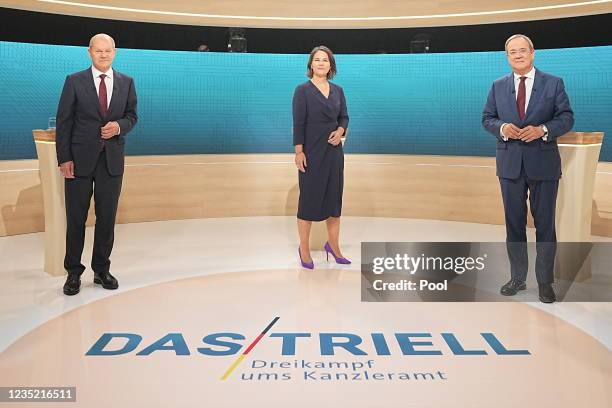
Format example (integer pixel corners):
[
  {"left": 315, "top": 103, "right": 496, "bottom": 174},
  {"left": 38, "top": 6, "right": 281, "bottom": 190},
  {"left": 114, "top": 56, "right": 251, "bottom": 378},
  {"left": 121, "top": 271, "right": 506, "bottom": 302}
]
[
  {"left": 32, "top": 129, "right": 56, "bottom": 142},
  {"left": 557, "top": 132, "right": 604, "bottom": 145}
]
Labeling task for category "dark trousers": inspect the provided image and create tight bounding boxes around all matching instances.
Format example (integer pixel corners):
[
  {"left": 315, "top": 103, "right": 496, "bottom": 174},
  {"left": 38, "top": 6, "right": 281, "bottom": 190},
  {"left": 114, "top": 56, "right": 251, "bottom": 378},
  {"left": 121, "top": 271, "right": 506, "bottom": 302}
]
[
  {"left": 64, "top": 151, "right": 123, "bottom": 276},
  {"left": 499, "top": 168, "right": 558, "bottom": 284}
]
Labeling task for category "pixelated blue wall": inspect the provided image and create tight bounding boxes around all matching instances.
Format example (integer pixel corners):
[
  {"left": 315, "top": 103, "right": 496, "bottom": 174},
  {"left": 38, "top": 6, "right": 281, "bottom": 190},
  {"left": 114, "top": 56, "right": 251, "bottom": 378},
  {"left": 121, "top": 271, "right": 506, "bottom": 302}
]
[{"left": 1, "top": 41, "right": 610, "bottom": 160}]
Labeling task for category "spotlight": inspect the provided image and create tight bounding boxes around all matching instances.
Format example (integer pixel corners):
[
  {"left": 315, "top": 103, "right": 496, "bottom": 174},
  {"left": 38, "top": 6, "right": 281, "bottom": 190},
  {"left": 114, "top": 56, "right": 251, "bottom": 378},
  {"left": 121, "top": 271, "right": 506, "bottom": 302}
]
[
  {"left": 410, "top": 34, "right": 430, "bottom": 53},
  {"left": 227, "top": 28, "right": 247, "bottom": 53}
]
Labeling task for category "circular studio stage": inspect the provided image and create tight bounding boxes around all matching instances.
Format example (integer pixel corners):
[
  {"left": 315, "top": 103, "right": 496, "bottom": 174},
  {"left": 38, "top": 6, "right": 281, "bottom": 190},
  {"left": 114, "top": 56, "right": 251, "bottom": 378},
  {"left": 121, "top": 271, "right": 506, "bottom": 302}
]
[{"left": 0, "top": 217, "right": 610, "bottom": 407}]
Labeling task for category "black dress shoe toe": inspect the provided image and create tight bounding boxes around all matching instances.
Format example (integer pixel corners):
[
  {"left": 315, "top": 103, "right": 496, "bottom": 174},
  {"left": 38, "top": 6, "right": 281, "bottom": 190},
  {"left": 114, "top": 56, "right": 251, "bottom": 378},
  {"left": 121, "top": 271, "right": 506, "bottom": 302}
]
[
  {"left": 63, "top": 275, "right": 81, "bottom": 296},
  {"left": 538, "top": 284, "right": 556, "bottom": 303},
  {"left": 93, "top": 272, "right": 119, "bottom": 290},
  {"left": 500, "top": 279, "right": 526, "bottom": 296}
]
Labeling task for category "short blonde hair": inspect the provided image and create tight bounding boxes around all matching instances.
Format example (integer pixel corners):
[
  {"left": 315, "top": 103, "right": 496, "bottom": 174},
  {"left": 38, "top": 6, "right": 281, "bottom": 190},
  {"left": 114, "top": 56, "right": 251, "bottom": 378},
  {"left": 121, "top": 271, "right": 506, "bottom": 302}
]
[
  {"left": 505, "top": 34, "right": 534, "bottom": 53},
  {"left": 89, "top": 33, "right": 115, "bottom": 49}
]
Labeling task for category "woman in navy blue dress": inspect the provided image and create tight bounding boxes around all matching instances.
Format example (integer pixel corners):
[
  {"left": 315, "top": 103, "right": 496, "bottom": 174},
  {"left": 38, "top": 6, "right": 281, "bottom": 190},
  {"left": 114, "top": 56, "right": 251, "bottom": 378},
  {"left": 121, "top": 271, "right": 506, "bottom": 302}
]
[{"left": 293, "top": 46, "right": 350, "bottom": 269}]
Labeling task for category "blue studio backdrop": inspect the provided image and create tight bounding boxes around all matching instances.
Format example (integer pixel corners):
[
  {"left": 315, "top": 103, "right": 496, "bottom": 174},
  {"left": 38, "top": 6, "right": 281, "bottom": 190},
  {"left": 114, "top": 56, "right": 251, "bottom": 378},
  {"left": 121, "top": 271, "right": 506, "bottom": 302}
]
[{"left": 1, "top": 41, "right": 610, "bottom": 160}]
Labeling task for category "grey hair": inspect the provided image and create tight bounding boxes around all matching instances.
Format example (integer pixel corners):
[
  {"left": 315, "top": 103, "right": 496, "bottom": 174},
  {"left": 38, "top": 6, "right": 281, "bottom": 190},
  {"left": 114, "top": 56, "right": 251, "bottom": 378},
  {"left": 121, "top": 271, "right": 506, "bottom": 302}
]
[
  {"left": 89, "top": 33, "right": 115, "bottom": 49},
  {"left": 505, "top": 34, "right": 534, "bottom": 53}
]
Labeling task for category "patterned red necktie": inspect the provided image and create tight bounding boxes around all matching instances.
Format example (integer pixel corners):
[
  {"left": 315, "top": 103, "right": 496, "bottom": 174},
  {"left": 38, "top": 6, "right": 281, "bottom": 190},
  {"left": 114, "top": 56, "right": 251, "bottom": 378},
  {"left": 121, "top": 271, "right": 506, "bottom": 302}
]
[
  {"left": 99, "top": 74, "right": 108, "bottom": 117},
  {"left": 517, "top": 76, "right": 526, "bottom": 120}
]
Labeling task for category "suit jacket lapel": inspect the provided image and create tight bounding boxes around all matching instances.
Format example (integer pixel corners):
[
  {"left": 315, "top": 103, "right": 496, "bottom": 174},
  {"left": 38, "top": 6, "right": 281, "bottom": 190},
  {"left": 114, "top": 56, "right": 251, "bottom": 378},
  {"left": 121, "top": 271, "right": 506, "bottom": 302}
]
[
  {"left": 505, "top": 73, "right": 521, "bottom": 124},
  {"left": 525, "top": 69, "right": 544, "bottom": 121},
  {"left": 82, "top": 68, "right": 103, "bottom": 121},
  {"left": 107, "top": 71, "right": 121, "bottom": 118}
]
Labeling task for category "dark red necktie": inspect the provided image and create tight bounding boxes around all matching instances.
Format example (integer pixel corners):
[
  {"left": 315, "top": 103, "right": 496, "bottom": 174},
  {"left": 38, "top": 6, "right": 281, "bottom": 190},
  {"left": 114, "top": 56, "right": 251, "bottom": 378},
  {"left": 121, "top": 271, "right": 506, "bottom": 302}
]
[
  {"left": 98, "top": 74, "right": 108, "bottom": 117},
  {"left": 517, "top": 76, "right": 526, "bottom": 120}
]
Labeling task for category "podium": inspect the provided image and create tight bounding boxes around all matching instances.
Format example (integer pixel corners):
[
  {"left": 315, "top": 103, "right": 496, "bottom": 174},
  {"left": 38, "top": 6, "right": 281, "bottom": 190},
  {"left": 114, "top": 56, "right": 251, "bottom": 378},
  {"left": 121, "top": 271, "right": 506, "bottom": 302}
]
[
  {"left": 556, "top": 132, "right": 604, "bottom": 242},
  {"left": 32, "top": 129, "right": 66, "bottom": 276}
]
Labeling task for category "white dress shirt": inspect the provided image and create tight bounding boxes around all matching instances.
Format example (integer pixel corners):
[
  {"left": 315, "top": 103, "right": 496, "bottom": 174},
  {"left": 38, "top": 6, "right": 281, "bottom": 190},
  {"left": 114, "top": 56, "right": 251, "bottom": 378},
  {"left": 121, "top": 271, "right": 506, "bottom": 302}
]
[
  {"left": 91, "top": 66, "right": 113, "bottom": 108},
  {"left": 513, "top": 67, "right": 536, "bottom": 110},
  {"left": 500, "top": 67, "right": 548, "bottom": 141},
  {"left": 91, "top": 66, "right": 120, "bottom": 134}
]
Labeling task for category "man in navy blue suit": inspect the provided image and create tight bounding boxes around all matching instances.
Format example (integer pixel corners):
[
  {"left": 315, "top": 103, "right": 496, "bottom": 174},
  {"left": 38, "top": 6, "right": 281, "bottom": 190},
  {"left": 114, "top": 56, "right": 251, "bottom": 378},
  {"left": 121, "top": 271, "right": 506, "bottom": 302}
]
[
  {"left": 482, "top": 34, "right": 574, "bottom": 303},
  {"left": 56, "top": 34, "right": 138, "bottom": 296}
]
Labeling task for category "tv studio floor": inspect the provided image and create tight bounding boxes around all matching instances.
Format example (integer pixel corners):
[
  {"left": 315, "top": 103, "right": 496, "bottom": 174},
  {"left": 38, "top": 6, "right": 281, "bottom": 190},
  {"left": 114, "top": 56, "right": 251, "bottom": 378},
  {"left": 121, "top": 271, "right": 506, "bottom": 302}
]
[{"left": 0, "top": 216, "right": 610, "bottom": 407}]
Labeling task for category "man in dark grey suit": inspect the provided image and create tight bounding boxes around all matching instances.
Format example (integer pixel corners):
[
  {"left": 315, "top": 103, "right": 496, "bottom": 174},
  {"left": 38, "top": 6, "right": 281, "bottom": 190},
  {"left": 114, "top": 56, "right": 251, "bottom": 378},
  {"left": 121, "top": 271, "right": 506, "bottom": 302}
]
[
  {"left": 56, "top": 33, "right": 138, "bottom": 295},
  {"left": 482, "top": 34, "right": 574, "bottom": 303}
]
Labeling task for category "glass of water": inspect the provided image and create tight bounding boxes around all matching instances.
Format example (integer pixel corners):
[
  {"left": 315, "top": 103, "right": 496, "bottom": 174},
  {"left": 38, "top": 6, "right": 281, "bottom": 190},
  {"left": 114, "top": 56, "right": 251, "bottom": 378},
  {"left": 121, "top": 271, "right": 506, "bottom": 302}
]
[{"left": 48, "top": 117, "right": 56, "bottom": 129}]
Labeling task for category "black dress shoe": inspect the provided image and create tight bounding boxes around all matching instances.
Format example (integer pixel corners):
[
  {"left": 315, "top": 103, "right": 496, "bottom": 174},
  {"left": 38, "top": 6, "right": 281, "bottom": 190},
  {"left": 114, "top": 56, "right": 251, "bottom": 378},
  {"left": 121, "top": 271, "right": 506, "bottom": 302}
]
[
  {"left": 93, "top": 272, "right": 119, "bottom": 290},
  {"left": 538, "top": 284, "right": 556, "bottom": 303},
  {"left": 63, "top": 275, "right": 81, "bottom": 296},
  {"left": 500, "top": 279, "right": 526, "bottom": 296}
]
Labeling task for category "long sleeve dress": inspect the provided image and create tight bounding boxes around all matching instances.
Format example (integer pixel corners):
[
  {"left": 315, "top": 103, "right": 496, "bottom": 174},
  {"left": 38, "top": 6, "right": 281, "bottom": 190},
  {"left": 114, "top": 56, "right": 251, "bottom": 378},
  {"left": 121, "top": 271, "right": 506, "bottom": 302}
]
[{"left": 292, "top": 81, "right": 349, "bottom": 221}]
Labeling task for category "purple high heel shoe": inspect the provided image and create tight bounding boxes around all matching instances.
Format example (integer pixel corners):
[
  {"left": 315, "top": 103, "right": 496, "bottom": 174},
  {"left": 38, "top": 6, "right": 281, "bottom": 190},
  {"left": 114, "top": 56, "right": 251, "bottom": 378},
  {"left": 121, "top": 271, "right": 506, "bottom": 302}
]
[
  {"left": 299, "top": 247, "right": 314, "bottom": 269},
  {"left": 324, "top": 242, "right": 351, "bottom": 264}
]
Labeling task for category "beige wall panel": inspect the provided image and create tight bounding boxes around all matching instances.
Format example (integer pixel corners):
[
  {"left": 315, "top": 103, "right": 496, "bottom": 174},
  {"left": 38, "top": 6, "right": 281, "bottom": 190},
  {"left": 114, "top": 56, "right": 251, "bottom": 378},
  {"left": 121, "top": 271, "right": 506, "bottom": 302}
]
[
  {"left": 3, "top": 154, "right": 611, "bottom": 237},
  {"left": 592, "top": 165, "right": 612, "bottom": 237},
  {"left": 0, "top": 161, "right": 45, "bottom": 236},
  {"left": 1, "top": 0, "right": 610, "bottom": 28}
]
